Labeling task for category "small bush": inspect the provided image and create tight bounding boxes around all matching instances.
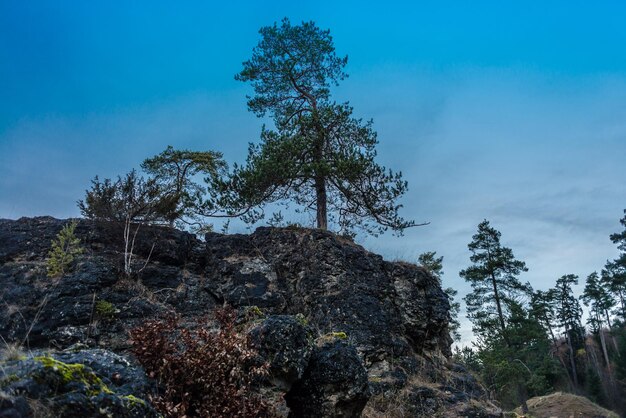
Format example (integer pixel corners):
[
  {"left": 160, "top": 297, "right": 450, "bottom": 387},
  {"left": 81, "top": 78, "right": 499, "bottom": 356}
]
[
  {"left": 46, "top": 221, "right": 83, "bottom": 278},
  {"left": 129, "top": 308, "right": 276, "bottom": 418},
  {"left": 95, "top": 300, "right": 116, "bottom": 320}
]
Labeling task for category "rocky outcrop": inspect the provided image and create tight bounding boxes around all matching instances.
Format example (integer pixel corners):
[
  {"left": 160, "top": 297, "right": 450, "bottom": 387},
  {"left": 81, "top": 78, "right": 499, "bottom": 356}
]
[{"left": 0, "top": 217, "right": 500, "bottom": 417}]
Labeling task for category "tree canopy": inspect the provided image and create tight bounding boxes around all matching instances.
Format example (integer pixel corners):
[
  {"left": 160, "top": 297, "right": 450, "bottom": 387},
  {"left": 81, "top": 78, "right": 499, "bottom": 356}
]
[{"left": 141, "top": 145, "right": 226, "bottom": 231}]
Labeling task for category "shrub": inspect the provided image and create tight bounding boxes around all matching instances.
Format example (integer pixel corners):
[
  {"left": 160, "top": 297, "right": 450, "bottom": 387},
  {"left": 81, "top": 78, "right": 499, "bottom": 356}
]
[
  {"left": 46, "top": 221, "right": 83, "bottom": 278},
  {"left": 129, "top": 308, "right": 276, "bottom": 418},
  {"left": 95, "top": 300, "right": 116, "bottom": 320}
]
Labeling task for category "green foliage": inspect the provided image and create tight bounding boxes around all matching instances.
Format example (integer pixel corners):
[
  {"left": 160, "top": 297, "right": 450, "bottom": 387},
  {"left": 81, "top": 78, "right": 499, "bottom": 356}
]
[
  {"left": 554, "top": 274, "right": 585, "bottom": 349},
  {"left": 95, "top": 300, "right": 116, "bottom": 320},
  {"left": 530, "top": 289, "right": 558, "bottom": 342},
  {"left": 229, "top": 18, "right": 416, "bottom": 236},
  {"left": 418, "top": 251, "right": 443, "bottom": 278},
  {"left": 78, "top": 170, "right": 170, "bottom": 224},
  {"left": 142, "top": 145, "right": 226, "bottom": 232},
  {"left": 46, "top": 221, "right": 83, "bottom": 278},
  {"left": 458, "top": 221, "right": 563, "bottom": 412},
  {"left": 318, "top": 331, "right": 348, "bottom": 344},
  {"left": 604, "top": 209, "right": 626, "bottom": 321},
  {"left": 460, "top": 220, "right": 531, "bottom": 338},
  {"left": 295, "top": 313, "right": 308, "bottom": 326},
  {"left": 419, "top": 251, "right": 461, "bottom": 342},
  {"left": 475, "top": 301, "right": 559, "bottom": 409},
  {"left": 452, "top": 346, "right": 482, "bottom": 373},
  {"left": 581, "top": 272, "right": 615, "bottom": 333}
]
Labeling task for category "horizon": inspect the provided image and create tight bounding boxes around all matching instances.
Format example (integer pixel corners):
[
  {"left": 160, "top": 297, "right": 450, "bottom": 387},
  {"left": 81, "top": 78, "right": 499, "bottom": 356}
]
[{"left": 2, "top": 1, "right": 626, "bottom": 344}]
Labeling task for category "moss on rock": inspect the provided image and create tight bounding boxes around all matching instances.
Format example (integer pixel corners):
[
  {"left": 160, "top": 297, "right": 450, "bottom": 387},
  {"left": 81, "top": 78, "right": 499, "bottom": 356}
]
[{"left": 34, "top": 356, "right": 113, "bottom": 396}]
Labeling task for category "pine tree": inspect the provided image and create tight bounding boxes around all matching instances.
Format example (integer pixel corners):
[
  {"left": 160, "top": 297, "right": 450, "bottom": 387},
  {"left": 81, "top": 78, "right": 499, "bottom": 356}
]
[
  {"left": 459, "top": 220, "right": 533, "bottom": 412},
  {"left": 46, "top": 220, "right": 83, "bottom": 278},
  {"left": 230, "top": 18, "right": 416, "bottom": 235},
  {"left": 604, "top": 209, "right": 626, "bottom": 322},
  {"left": 531, "top": 288, "right": 579, "bottom": 391},
  {"left": 582, "top": 272, "right": 615, "bottom": 332},
  {"left": 141, "top": 146, "right": 226, "bottom": 232},
  {"left": 418, "top": 251, "right": 461, "bottom": 342},
  {"left": 476, "top": 300, "right": 557, "bottom": 410},
  {"left": 582, "top": 271, "right": 618, "bottom": 386},
  {"left": 531, "top": 290, "right": 558, "bottom": 343},
  {"left": 460, "top": 220, "right": 531, "bottom": 339},
  {"left": 553, "top": 274, "right": 585, "bottom": 390}
]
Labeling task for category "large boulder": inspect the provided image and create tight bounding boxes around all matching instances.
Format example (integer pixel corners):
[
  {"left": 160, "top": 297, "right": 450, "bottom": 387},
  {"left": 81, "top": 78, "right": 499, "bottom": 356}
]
[
  {"left": 248, "top": 315, "right": 314, "bottom": 391},
  {"left": 285, "top": 340, "right": 370, "bottom": 418},
  {"left": 204, "top": 227, "right": 452, "bottom": 362},
  {"left": 0, "top": 349, "right": 157, "bottom": 418}
]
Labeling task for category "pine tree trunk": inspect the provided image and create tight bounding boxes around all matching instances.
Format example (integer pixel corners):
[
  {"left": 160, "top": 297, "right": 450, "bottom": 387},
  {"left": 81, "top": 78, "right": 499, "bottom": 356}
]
[
  {"left": 599, "top": 328, "right": 611, "bottom": 374},
  {"left": 566, "top": 330, "right": 580, "bottom": 390},
  {"left": 490, "top": 272, "right": 507, "bottom": 336},
  {"left": 315, "top": 176, "right": 327, "bottom": 230},
  {"left": 312, "top": 114, "right": 327, "bottom": 230}
]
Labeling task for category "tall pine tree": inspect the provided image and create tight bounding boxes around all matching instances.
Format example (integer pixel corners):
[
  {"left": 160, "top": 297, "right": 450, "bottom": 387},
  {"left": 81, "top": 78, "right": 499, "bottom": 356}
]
[
  {"left": 460, "top": 220, "right": 533, "bottom": 412},
  {"left": 229, "top": 18, "right": 417, "bottom": 235},
  {"left": 553, "top": 274, "right": 585, "bottom": 390},
  {"left": 460, "top": 220, "right": 531, "bottom": 339}
]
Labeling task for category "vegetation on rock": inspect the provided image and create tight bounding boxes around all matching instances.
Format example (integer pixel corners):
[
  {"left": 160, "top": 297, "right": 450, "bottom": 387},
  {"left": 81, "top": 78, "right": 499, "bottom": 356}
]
[
  {"left": 129, "top": 308, "right": 276, "bottom": 418},
  {"left": 46, "top": 220, "right": 83, "bottom": 278},
  {"left": 226, "top": 18, "right": 417, "bottom": 236}
]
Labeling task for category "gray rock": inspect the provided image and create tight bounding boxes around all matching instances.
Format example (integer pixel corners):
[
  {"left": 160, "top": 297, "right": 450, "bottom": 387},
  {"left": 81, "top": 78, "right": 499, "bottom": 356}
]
[
  {"left": 0, "top": 217, "right": 500, "bottom": 416},
  {"left": 0, "top": 349, "right": 157, "bottom": 417},
  {"left": 285, "top": 340, "right": 370, "bottom": 418},
  {"left": 248, "top": 315, "right": 314, "bottom": 390}
]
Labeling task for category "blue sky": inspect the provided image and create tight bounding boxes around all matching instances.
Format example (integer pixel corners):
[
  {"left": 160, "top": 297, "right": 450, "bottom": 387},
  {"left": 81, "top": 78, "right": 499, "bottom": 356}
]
[{"left": 1, "top": 1, "right": 625, "bottom": 342}]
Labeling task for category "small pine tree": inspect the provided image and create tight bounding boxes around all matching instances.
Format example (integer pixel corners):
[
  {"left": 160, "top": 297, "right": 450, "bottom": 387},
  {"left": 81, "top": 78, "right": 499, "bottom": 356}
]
[
  {"left": 418, "top": 251, "right": 461, "bottom": 342},
  {"left": 46, "top": 221, "right": 83, "bottom": 277}
]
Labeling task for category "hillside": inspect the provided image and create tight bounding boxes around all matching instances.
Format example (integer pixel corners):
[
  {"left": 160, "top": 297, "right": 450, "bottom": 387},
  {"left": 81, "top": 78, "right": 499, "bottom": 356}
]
[{"left": 0, "top": 217, "right": 500, "bottom": 417}]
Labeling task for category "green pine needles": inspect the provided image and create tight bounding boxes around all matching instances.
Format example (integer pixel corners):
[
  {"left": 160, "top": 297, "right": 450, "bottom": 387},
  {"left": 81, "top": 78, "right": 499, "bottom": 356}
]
[{"left": 46, "top": 220, "right": 83, "bottom": 278}]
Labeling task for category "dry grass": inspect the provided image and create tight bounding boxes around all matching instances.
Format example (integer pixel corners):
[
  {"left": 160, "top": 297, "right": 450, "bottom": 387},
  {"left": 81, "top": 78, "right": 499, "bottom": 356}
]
[
  {"left": 27, "top": 398, "right": 54, "bottom": 418},
  {"left": 3, "top": 303, "right": 21, "bottom": 316},
  {"left": 362, "top": 375, "right": 445, "bottom": 418},
  {"left": 514, "top": 391, "right": 619, "bottom": 418},
  {"left": 0, "top": 341, "right": 25, "bottom": 362}
]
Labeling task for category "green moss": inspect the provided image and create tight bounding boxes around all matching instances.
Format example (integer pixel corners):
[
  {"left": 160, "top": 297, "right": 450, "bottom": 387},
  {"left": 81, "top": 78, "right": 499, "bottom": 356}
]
[
  {"left": 34, "top": 356, "right": 113, "bottom": 396},
  {"left": 123, "top": 394, "right": 146, "bottom": 407},
  {"left": 246, "top": 305, "right": 264, "bottom": 318}
]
